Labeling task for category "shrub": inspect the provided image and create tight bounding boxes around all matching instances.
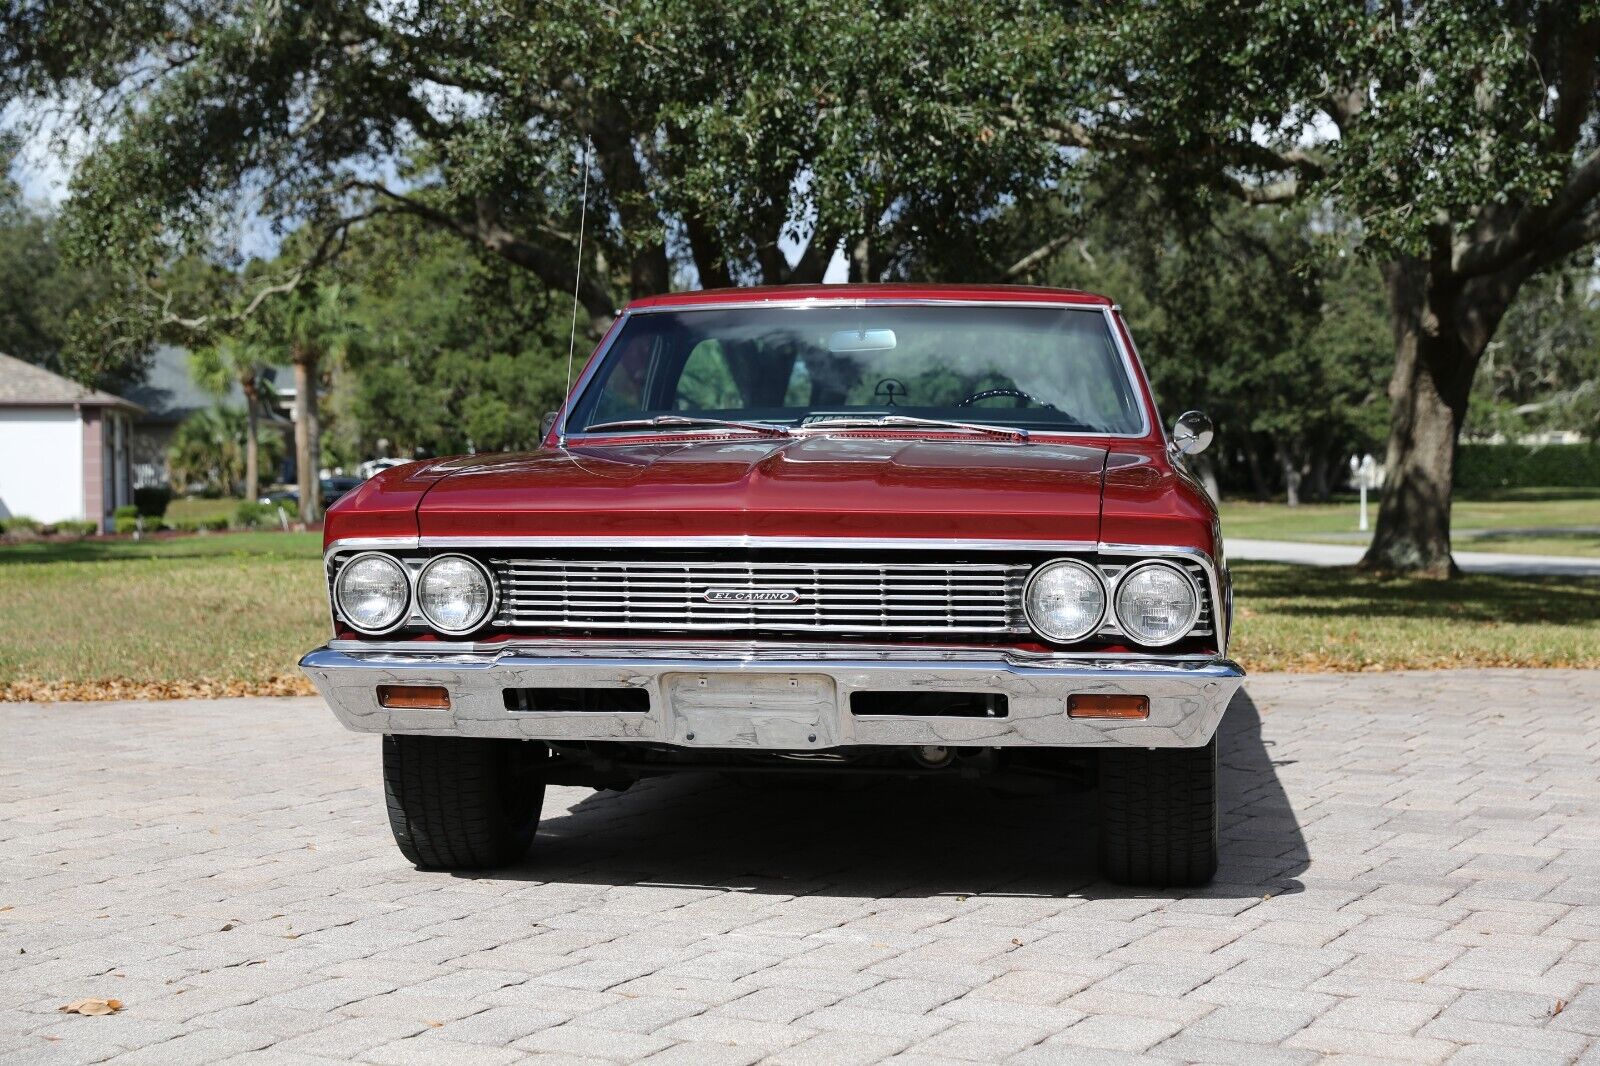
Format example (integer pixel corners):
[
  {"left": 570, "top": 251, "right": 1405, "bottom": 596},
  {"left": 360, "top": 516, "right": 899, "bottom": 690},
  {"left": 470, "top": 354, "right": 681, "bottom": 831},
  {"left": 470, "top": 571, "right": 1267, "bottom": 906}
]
[
  {"left": 1456, "top": 443, "right": 1600, "bottom": 491},
  {"left": 113, "top": 515, "right": 139, "bottom": 534},
  {"left": 231, "top": 500, "right": 280, "bottom": 529},
  {"left": 1, "top": 515, "right": 43, "bottom": 534},
  {"left": 133, "top": 486, "right": 173, "bottom": 518},
  {"left": 171, "top": 516, "right": 229, "bottom": 533},
  {"left": 53, "top": 519, "right": 99, "bottom": 536},
  {"left": 112, "top": 504, "right": 139, "bottom": 520}
]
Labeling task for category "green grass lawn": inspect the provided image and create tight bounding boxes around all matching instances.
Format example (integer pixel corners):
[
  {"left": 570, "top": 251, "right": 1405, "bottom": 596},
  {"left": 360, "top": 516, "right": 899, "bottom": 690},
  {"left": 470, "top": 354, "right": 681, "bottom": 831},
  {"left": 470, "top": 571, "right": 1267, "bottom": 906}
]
[
  {"left": 1220, "top": 488, "right": 1600, "bottom": 555},
  {"left": 1229, "top": 564, "right": 1600, "bottom": 671},
  {"left": 2, "top": 530, "right": 1596, "bottom": 700},
  {"left": 0, "top": 531, "right": 327, "bottom": 700},
  {"left": 165, "top": 496, "right": 245, "bottom": 523}
]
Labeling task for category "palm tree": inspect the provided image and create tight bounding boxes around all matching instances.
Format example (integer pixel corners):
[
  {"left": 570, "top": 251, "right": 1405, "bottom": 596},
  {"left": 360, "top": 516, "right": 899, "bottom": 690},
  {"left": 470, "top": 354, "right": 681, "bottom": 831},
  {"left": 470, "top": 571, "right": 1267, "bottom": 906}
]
[
  {"left": 190, "top": 337, "right": 274, "bottom": 501},
  {"left": 269, "top": 283, "right": 362, "bottom": 522},
  {"left": 167, "top": 407, "right": 248, "bottom": 495}
]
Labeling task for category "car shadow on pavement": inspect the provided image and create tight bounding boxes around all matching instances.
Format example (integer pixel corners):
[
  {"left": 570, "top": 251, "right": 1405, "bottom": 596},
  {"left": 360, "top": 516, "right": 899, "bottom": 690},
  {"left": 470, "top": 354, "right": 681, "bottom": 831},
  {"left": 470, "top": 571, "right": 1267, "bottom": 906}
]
[{"left": 476, "top": 689, "right": 1308, "bottom": 900}]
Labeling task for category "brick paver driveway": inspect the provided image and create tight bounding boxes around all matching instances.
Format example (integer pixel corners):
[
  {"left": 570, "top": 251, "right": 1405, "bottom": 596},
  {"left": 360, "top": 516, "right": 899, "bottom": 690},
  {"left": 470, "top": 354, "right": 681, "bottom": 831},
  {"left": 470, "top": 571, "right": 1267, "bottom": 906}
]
[{"left": 3, "top": 670, "right": 1598, "bottom": 1065}]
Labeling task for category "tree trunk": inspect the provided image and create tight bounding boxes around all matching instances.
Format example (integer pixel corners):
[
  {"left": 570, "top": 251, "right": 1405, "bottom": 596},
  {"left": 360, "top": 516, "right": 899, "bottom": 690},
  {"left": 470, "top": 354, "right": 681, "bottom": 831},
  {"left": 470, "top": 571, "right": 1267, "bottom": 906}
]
[
  {"left": 1243, "top": 441, "right": 1270, "bottom": 498},
  {"left": 1193, "top": 454, "right": 1221, "bottom": 502},
  {"left": 292, "top": 349, "right": 322, "bottom": 523},
  {"left": 1360, "top": 259, "right": 1488, "bottom": 577},
  {"left": 1274, "top": 438, "right": 1301, "bottom": 507},
  {"left": 1305, "top": 445, "right": 1330, "bottom": 503},
  {"left": 240, "top": 373, "right": 260, "bottom": 503}
]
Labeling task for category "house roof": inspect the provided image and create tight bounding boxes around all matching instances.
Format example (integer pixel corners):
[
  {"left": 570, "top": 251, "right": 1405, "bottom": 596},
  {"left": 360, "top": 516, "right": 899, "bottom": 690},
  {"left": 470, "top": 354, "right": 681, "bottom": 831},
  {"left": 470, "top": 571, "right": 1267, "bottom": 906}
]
[
  {"left": 0, "top": 352, "right": 143, "bottom": 413},
  {"left": 123, "top": 344, "right": 244, "bottom": 426}
]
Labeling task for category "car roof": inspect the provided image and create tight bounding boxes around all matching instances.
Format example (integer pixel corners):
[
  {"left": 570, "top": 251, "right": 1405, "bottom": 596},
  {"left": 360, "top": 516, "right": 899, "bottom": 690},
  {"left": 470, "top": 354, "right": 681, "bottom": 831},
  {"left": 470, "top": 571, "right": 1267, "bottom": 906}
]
[{"left": 625, "top": 283, "right": 1115, "bottom": 311}]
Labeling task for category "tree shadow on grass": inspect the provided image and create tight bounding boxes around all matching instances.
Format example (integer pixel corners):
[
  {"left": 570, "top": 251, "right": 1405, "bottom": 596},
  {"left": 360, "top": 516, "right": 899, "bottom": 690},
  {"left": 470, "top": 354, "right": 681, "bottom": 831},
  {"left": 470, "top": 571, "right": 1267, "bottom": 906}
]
[
  {"left": 1234, "top": 563, "right": 1600, "bottom": 625},
  {"left": 469, "top": 689, "right": 1307, "bottom": 901}
]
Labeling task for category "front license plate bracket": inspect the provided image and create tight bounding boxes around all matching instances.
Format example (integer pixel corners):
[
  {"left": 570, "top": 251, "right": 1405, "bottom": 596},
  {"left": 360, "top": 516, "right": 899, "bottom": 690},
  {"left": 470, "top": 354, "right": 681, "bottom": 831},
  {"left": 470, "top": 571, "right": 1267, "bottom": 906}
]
[{"left": 661, "top": 672, "right": 839, "bottom": 748}]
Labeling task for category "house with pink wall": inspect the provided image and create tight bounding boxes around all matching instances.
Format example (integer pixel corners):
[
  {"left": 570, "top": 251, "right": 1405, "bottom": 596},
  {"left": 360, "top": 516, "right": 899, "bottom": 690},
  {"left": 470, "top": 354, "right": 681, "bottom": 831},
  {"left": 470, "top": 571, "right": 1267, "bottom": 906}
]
[{"left": 0, "top": 352, "right": 143, "bottom": 532}]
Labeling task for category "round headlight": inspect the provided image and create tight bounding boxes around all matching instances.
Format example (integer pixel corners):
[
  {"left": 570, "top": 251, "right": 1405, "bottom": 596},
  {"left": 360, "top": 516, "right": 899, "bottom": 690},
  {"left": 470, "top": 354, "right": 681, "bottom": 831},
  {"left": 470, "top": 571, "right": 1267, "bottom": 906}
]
[
  {"left": 1114, "top": 561, "right": 1201, "bottom": 646},
  {"left": 417, "top": 555, "right": 494, "bottom": 633},
  {"left": 335, "top": 553, "right": 409, "bottom": 633},
  {"left": 1023, "top": 559, "right": 1107, "bottom": 643}
]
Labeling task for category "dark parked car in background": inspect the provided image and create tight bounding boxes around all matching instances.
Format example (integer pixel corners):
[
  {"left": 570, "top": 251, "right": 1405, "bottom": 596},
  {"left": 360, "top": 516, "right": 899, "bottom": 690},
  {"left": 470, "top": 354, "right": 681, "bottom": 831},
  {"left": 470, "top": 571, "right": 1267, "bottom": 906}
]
[{"left": 259, "top": 476, "right": 364, "bottom": 510}]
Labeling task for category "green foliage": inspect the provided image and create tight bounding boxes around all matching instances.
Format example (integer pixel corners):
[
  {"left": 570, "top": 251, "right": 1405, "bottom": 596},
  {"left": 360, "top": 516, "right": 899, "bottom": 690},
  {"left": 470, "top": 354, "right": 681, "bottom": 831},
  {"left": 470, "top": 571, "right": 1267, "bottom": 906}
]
[
  {"left": 167, "top": 407, "right": 261, "bottom": 495},
  {"left": 1469, "top": 267, "right": 1600, "bottom": 441},
  {"left": 4, "top": 0, "right": 1058, "bottom": 380},
  {"left": 111, "top": 504, "right": 138, "bottom": 520},
  {"left": 52, "top": 519, "right": 99, "bottom": 536},
  {"left": 985, "top": 191, "right": 1392, "bottom": 499},
  {"left": 0, "top": 136, "right": 138, "bottom": 388},
  {"left": 132, "top": 486, "right": 171, "bottom": 518},
  {"left": 169, "top": 515, "right": 231, "bottom": 533},
  {"left": 1456, "top": 444, "right": 1600, "bottom": 492},
  {"left": 334, "top": 219, "right": 571, "bottom": 455},
  {"left": 231, "top": 500, "right": 279, "bottom": 530},
  {"left": 0, "top": 515, "right": 43, "bottom": 534}
]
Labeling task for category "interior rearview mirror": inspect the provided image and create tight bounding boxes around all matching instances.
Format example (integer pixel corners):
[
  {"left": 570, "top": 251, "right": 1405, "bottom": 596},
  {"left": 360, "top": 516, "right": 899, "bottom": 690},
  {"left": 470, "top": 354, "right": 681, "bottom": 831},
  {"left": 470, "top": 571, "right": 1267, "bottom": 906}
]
[
  {"left": 827, "top": 328, "right": 897, "bottom": 353},
  {"left": 1171, "top": 410, "right": 1214, "bottom": 456}
]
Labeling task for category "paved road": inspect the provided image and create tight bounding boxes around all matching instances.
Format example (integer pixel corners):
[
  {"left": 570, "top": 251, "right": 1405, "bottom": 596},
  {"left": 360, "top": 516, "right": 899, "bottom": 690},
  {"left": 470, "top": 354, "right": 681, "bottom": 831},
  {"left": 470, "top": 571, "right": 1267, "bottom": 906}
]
[
  {"left": 3, "top": 673, "right": 1599, "bottom": 1064},
  {"left": 1227, "top": 538, "right": 1600, "bottom": 577}
]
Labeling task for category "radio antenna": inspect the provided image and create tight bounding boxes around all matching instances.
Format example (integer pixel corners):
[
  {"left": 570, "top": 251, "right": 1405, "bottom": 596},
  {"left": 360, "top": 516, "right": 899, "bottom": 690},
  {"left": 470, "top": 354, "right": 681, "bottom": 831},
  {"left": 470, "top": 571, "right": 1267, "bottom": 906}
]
[{"left": 561, "top": 137, "right": 593, "bottom": 437}]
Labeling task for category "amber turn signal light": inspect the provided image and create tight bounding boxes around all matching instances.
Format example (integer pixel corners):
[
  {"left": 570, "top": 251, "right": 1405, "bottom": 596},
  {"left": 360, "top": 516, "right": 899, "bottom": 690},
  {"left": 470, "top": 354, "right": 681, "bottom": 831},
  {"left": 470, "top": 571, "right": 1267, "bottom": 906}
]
[
  {"left": 1067, "top": 694, "right": 1149, "bottom": 719},
  {"left": 377, "top": 685, "right": 451, "bottom": 710}
]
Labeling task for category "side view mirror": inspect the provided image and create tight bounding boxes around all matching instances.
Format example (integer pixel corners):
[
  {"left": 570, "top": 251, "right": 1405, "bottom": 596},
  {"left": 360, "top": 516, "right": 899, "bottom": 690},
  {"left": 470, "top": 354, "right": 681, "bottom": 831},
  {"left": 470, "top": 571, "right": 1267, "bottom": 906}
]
[
  {"left": 540, "top": 410, "right": 559, "bottom": 439},
  {"left": 1171, "top": 410, "right": 1214, "bottom": 456}
]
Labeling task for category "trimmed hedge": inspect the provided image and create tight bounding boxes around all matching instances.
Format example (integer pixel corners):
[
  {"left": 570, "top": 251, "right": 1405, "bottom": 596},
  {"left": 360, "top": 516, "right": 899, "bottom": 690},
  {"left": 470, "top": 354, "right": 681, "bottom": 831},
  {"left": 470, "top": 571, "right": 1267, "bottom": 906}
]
[
  {"left": 1456, "top": 443, "right": 1600, "bottom": 491},
  {"left": 133, "top": 486, "right": 172, "bottom": 518}
]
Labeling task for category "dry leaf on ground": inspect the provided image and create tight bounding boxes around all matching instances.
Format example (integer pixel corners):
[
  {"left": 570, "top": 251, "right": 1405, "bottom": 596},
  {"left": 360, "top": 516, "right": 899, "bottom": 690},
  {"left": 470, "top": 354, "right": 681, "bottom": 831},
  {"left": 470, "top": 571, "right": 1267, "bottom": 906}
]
[{"left": 58, "top": 998, "right": 122, "bottom": 1016}]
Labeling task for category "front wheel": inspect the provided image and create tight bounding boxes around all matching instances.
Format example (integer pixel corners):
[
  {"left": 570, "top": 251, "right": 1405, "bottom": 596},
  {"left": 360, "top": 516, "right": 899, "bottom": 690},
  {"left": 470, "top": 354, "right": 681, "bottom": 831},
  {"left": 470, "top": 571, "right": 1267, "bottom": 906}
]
[
  {"left": 1097, "top": 737, "right": 1218, "bottom": 887},
  {"left": 382, "top": 735, "right": 545, "bottom": 870}
]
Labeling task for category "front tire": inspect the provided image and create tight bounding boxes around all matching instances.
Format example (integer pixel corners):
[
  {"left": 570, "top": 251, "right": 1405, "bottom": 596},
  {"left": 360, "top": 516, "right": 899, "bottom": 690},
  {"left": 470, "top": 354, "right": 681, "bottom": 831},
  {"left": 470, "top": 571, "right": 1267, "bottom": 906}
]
[
  {"left": 1097, "top": 736, "right": 1218, "bottom": 887},
  {"left": 382, "top": 735, "right": 545, "bottom": 870}
]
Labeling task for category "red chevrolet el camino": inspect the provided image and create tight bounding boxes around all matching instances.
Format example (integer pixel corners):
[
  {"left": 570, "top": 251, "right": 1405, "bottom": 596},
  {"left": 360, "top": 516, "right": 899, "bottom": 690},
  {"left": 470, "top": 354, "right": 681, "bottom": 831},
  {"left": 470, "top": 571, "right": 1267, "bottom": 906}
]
[{"left": 301, "top": 284, "right": 1240, "bottom": 887}]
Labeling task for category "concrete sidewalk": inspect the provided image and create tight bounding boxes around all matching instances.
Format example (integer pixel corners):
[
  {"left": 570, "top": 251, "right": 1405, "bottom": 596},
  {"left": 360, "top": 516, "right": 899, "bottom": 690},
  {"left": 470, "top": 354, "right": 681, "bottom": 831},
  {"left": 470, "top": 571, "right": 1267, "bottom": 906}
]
[
  {"left": 1227, "top": 537, "right": 1600, "bottom": 577},
  {"left": 3, "top": 672, "right": 1599, "bottom": 1063}
]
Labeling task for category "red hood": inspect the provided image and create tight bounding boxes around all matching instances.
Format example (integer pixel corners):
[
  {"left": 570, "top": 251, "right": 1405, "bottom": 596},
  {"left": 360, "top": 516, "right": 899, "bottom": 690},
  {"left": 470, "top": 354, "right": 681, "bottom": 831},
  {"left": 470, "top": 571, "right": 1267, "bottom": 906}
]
[{"left": 410, "top": 436, "right": 1109, "bottom": 542}]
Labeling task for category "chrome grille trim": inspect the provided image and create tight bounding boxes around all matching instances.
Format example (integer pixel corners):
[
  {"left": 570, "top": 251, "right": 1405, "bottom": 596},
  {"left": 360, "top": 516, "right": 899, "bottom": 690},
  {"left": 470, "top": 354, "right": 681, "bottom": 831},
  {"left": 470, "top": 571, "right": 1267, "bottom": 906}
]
[
  {"left": 488, "top": 558, "right": 1031, "bottom": 634},
  {"left": 324, "top": 541, "right": 1222, "bottom": 647}
]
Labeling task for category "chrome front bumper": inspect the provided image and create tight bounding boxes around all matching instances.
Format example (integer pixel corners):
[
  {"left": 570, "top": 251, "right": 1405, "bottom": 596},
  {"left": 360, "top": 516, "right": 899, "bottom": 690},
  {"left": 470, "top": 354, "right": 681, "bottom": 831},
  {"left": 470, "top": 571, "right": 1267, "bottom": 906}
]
[{"left": 300, "top": 640, "right": 1243, "bottom": 750}]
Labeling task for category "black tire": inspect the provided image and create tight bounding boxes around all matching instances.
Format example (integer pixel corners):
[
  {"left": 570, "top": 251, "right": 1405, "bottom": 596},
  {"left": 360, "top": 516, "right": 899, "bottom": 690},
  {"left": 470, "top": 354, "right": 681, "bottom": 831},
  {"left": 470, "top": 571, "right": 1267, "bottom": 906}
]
[
  {"left": 1097, "top": 736, "right": 1218, "bottom": 887},
  {"left": 382, "top": 735, "right": 545, "bottom": 870}
]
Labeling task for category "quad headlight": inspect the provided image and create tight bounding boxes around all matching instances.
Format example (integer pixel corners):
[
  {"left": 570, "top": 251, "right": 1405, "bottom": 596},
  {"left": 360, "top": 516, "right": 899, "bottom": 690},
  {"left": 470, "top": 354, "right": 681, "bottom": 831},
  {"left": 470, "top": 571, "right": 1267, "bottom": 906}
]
[
  {"left": 417, "top": 554, "right": 494, "bottom": 634},
  {"left": 334, "top": 552, "right": 410, "bottom": 633},
  {"left": 1023, "top": 559, "right": 1107, "bottom": 643},
  {"left": 1113, "top": 561, "right": 1201, "bottom": 646}
]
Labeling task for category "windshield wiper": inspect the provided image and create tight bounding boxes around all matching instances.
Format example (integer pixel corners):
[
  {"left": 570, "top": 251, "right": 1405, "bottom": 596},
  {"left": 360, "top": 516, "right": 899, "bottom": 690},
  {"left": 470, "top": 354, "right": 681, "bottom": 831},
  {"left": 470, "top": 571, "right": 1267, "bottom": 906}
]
[
  {"left": 581, "top": 415, "right": 791, "bottom": 437},
  {"left": 796, "top": 415, "right": 1028, "bottom": 441}
]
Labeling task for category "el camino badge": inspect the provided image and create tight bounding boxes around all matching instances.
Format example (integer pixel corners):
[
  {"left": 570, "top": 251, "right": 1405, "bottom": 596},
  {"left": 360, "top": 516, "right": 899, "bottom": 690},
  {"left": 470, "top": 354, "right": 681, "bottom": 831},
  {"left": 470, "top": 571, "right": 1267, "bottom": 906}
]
[{"left": 703, "top": 587, "right": 801, "bottom": 605}]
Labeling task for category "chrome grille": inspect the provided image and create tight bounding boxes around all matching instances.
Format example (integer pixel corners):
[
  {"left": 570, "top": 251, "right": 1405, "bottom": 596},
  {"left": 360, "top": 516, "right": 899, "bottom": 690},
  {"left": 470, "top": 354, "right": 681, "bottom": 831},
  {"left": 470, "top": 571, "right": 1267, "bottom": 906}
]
[
  {"left": 489, "top": 558, "right": 1032, "bottom": 635},
  {"left": 325, "top": 549, "right": 1217, "bottom": 643}
]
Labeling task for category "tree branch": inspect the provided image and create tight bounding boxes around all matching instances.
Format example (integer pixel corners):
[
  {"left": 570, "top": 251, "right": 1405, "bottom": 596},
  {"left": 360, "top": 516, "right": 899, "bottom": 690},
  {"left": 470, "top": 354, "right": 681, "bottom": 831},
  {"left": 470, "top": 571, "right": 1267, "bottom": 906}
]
[
  {"left": 354, "top": 180, "right": 616, "bottom": 322},
  {"left": 1454, "top": 145, "right": 1600, "bottom": 277},
  {"left": 1003, "top": 231, "right": 1077, "bottom": 278}
]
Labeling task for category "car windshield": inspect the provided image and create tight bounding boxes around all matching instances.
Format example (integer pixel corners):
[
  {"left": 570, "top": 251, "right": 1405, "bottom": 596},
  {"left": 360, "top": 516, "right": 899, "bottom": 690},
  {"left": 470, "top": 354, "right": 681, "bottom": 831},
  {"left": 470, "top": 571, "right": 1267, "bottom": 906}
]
[{"left": 565, "top": 304, "right": 1146, "bottom": 436}]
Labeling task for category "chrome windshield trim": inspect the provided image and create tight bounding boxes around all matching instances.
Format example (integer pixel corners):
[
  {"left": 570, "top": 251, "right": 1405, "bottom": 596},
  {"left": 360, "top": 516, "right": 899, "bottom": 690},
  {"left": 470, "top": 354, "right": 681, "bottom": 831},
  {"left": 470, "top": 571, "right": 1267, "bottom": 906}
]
[
  {"left": 624, "top": 297, "right": 1114, "bottom": 313},
  {"left": 557, "top": 299, "right": 1155, "bottom": 442}
]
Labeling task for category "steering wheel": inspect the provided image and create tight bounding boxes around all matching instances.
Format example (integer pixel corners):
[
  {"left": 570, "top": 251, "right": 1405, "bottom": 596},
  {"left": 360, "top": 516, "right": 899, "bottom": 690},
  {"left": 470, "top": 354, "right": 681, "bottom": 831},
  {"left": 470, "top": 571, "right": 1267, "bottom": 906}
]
[{"left": 955, "top": 387, "right": 1049, "bottom": 408}]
